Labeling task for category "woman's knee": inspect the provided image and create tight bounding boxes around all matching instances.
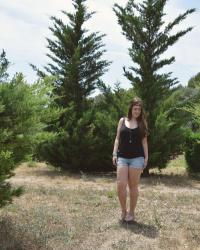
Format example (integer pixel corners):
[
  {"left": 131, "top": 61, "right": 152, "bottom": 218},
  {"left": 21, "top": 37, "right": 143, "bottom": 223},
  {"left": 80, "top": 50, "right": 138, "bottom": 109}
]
[
  {"left": 117, "top": 180, "right": 127, "bottom": 190},
  {"left": 129, "top": 186, "right": 139, "bottom": 193}
]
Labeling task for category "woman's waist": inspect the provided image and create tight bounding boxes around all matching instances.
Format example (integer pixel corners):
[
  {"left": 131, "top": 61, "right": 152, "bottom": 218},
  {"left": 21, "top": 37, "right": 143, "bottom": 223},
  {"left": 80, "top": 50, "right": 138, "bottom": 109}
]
[
  {"left": 117, "top": 151, "right": 144, "bottom": 158},
  {"left": 119, "top": 142, "right": 143, "bottom": 150}
]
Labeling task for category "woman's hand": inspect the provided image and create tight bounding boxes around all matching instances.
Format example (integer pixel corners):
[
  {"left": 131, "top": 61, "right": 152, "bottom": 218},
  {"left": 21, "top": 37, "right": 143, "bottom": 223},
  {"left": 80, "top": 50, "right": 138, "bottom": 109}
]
[
  {"left": 112, "top": 156, "right": 117, "bottom": 166},
  {"left": 143, "top": 158, "right": 148, "bottom": 169}
]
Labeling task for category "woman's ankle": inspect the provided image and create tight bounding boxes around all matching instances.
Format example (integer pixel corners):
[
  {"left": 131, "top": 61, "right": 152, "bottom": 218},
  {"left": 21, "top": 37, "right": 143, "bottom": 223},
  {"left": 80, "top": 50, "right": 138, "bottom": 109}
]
[{"left": 121, "top": 209, "right": 127, "bottom": 213}]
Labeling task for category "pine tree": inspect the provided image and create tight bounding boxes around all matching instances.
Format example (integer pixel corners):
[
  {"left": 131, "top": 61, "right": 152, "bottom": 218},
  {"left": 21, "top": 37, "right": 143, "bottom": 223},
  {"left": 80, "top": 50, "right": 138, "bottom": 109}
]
[
  {"left": 114, "top": 0, "right": 195, "bottom": 175},
  {"left": 32, "top": 0, "right": 110, "bottom": 117},
  {"left": 0, "top": 51, "right": 22, "bottom": 208},
  {"left": 0, "top": 51, "right": 62, "bottom": 207}
]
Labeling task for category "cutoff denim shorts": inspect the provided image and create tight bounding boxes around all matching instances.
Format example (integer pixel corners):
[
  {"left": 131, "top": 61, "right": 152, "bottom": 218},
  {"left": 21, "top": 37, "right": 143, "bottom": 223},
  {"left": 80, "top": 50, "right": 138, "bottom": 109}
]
[{"left": 117, "top": 156, "right": 145, "bottom": 169}]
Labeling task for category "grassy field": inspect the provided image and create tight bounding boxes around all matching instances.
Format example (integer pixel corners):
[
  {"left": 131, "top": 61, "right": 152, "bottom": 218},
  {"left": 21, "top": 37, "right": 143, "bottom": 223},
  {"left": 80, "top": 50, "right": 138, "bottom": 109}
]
[{"left": 0, "top": 155, "right": 200, "bottom": 250}]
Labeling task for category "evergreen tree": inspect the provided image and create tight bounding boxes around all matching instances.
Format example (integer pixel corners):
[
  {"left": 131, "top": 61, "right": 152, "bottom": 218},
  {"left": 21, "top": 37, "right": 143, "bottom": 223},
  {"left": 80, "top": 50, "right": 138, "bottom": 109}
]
[
  {"left": 0, "top": 50, "right": 9, "bottom": 82},
  {"left": 31, "top": 0, "right": 111, "bottom": 172},
  {"left": 180, "top": 75, "right": 200, "bottom": 174},
  {"left": 114, "top": 0, "right": 195, "bottom": 175},
  {"left": 32, "top": 0, "right": 110, "bottom": 117},
  {"left": 0, "top": 98, "right": 22, "bottom": 207},
  {"left": 0, "top": 51, "right": 22, "bottom": 208},
  {"left": 0, "top": 50, "right": 22, "bottom": 208},
  {"left": 38, "top": 85, "right": 136, "bottom": 172},
  {"left": 0, "top": 51, "right": 62, "bottom": 207}
]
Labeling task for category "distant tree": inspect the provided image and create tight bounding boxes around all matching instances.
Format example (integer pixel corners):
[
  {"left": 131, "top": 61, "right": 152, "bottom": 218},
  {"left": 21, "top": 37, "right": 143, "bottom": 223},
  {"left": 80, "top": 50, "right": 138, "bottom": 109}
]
[
  {"left": 0, "top": 50, "right": 9, "bottom": 82},
  {"left": 183, "top": 102, "right": 200, "bottom": 174},
  {"left": 179, "top": 73, "right": 200, "bottom": 174},
  {"left": 114, "top": 0, "right": 195, "bottom": 175},
  {"left": 188, "top": 72, "right": 200, "bottom": 88}
]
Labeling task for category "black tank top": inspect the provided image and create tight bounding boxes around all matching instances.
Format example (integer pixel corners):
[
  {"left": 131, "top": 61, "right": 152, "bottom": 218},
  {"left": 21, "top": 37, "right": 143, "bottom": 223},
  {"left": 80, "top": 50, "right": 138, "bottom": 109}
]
[{"left": 117, "top": 117, "right": 144, "bottom": 158}]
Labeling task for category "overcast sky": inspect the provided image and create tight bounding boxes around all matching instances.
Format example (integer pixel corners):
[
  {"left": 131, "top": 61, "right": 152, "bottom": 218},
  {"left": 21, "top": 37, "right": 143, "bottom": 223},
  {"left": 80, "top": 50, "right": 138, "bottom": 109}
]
[{"left": 0, "top": 0, "right": 199, "bottom": 97}]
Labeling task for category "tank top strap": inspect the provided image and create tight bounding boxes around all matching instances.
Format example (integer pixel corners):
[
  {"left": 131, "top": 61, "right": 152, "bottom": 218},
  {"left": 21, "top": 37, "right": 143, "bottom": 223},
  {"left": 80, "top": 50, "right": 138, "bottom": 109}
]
[
  {"left": 123, "top": 116, "right": 126, "bottom": 124},
  {"left": 122, "top": 116, "right": 125, "bottom": 127}
]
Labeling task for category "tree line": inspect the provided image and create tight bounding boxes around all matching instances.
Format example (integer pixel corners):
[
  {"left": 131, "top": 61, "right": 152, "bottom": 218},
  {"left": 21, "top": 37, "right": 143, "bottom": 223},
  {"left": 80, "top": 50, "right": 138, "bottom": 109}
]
[{"left": 1, "top": 0, "right": 200, "bottom": 208}]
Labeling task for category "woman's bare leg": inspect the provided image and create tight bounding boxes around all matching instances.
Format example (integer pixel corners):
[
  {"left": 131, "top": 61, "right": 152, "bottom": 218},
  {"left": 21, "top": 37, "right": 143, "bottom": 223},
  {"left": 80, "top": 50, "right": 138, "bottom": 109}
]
[
  {"left": 128, "top": 168, "right": 143, "bottom": 216},
  {"left": 116, "top": 166, "right": 128, "bottom": 215}
]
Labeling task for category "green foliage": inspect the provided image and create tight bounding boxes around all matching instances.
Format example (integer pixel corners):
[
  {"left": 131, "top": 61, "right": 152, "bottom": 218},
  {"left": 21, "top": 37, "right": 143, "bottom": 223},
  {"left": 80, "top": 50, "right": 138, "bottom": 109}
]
[
  {"left": 0, "top": 50, "right": 9, "bottom": 82},
  {"left": 0, "top": 148, "right": 23, "bottom": 208},
  {"left": 188, "top": 72, "right": 200, "bottom": 88},
  {"left": 37, "top": 85, "right": 135, "bottom": 172},
  {"left": 185, "top": 132, "right": 200, "bottom": 173},
  {"left": 149, "top": 105, "right": 186, "bottom": 168},
  {"left": 181, "top": 103, "right": 200, "bottom": 132},
  {"left": 148, "top": 85, "right": 200, "bottom": 169},
  {"left": 31, "top": 0, "right": 113, "bottom": 172},
  {"left": 37, "top": 103, "right": 113, "bottom": 172},
  {"left": 31, "top": 0, "right": 110, "bottom": 116},
  {"left": 0, "top": 51, "right": 63, "bottom": 207},
  {"left": 1, "top": 73, "right": 62, "bottom": 163},
  {"left": 0, "top": 56, "right": 24, "bottom": 207},
  {"left": 181, "top": 99, "right": 200, "bottom": 173},
  {"left": 114, "top": 0, "right": 195, "bottom": 172}
]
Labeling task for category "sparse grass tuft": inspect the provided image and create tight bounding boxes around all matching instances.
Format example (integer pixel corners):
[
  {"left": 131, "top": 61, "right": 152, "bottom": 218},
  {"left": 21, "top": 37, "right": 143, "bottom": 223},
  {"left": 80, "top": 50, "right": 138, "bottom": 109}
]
[{"left": 107, "top": 189, "right": 116, "bottom": 199}]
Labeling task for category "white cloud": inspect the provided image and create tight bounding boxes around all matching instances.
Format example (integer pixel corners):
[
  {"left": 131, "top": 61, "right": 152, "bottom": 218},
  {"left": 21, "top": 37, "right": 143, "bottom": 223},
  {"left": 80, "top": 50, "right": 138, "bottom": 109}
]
[
  {"left": 0, "top": 0, "right": 199, "bottom": 89},
  {"left": 159, "top": 2, "right": 200, "bottom": 84}
]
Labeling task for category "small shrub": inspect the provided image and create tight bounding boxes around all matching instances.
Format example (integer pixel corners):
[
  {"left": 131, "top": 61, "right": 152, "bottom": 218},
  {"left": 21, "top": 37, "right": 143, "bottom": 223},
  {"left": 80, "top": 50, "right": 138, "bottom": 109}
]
[
  {"left": 107, "top": 190, "right": 116, "bottom": 199},
  {"left": 184, "top": 132, "right": 200, "bottom": 173}
]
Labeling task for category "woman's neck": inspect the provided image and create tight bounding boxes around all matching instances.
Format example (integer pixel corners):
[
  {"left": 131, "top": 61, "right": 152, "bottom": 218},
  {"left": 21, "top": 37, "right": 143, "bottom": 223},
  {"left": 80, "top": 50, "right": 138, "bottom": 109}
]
[{"left": 129, "top": 117, "right": 137, "bottom": 122}]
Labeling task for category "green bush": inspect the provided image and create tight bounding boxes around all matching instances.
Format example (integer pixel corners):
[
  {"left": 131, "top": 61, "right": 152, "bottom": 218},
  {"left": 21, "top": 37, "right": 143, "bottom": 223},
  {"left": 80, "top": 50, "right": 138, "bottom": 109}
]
[
  {"left": 185, "top": 132, "right": 200, "bottom": 173},
  {"left": 0, "top": 52, "right": 62, "bottom": 207},
  {"left": 37, "top": 87, "right": 134, "bottom": 172},
  {"left": 37, "top": 103, "right": 115, "bottom": 172}
]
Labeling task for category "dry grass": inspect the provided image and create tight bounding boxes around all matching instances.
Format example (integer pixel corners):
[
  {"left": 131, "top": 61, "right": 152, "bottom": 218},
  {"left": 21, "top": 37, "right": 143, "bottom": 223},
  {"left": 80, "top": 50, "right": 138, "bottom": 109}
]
[{"left": 0, "top": 155, "right": 200, "bottom": 250}]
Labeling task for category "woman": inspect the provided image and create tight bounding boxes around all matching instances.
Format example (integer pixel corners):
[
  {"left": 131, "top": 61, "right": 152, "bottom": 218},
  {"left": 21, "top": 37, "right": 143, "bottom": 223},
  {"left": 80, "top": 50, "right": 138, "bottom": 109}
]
[{"left": 112, "top": 97, "right": 148, "bottom": 222}]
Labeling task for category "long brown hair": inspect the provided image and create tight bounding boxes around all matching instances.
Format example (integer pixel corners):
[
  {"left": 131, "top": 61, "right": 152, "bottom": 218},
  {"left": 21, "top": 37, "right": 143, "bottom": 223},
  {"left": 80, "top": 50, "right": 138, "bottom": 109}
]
[{"left": 127, "top": 97, "right": 148, "bottom": 138}]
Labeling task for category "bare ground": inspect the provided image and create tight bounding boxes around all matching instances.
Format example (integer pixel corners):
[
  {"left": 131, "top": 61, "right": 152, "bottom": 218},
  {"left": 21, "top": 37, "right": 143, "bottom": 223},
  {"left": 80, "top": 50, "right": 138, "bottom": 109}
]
[{"left": 0, "top": 157, "right": 200, "bottom": 250}]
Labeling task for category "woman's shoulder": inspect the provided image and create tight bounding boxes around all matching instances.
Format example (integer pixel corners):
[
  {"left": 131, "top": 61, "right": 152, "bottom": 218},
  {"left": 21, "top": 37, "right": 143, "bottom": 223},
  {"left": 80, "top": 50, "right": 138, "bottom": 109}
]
[
  {"left": 119, "top": 116, "right": 126, "bottom": 122},
  {"left": 118, "top": 117, "right": 125, "bottom": 126}
]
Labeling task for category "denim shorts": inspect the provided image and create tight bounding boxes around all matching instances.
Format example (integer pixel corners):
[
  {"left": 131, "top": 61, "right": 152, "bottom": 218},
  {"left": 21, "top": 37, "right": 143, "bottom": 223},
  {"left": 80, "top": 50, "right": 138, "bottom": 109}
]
[{"left": 117, "top": 156, "right": 145, "bottom": 169}]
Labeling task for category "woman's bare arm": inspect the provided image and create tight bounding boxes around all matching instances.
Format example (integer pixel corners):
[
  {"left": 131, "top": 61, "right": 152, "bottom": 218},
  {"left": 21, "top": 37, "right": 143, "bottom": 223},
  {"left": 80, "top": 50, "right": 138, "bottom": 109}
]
[
  {"left": 142, "top": 136, "right": 148, "bottom": 167},
  {"left": 112, "top": 117, "right": 124, "bottom": 155}
]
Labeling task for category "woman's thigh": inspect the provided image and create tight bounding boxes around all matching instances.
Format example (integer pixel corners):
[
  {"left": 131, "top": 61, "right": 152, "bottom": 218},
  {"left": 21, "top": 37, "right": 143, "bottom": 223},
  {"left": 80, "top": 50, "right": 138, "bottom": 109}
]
[
  {"left": 128, "top": 168, "right": 143, "bottom": 188},
  {"left": 116, "top": 165, "right": 129, "bottom": 184}
]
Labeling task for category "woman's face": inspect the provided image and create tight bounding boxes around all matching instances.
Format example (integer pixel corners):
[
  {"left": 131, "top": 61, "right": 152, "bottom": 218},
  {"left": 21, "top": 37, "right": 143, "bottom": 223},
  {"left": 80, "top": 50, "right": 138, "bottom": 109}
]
[{"left": 132, "top": 104, "right": 141, "bottom": 119}]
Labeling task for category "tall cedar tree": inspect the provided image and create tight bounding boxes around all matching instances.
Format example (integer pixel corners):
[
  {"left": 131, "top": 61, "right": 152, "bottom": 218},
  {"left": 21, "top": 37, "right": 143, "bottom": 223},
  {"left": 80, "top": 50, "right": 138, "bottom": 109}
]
[
  {"left": 0, "top": 51, "right": 22, "bottom": 208},
  {"left": 114, "top": 0, "right": 195, "bottom": 175},
  {"left": 32, "top": 0, "right": 110, "bottom": 119}
]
